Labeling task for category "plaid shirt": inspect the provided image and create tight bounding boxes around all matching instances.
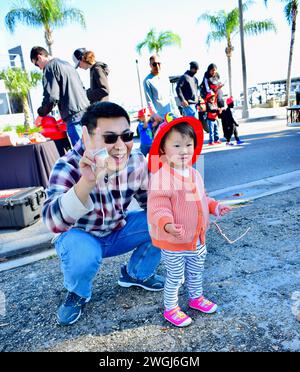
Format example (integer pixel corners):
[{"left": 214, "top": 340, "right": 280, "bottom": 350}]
[{"left": 42, "top": 139, "right": 148, "bottom": 237}]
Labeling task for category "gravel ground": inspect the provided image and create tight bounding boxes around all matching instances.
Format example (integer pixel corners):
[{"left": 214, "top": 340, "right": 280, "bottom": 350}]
[{"left": 0, "top": 188, "right": 299, "bottom": 352}]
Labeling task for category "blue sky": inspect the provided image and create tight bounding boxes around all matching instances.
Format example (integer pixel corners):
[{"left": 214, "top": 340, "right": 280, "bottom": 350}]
[{"left": 1, "top": 0, "right": 299, "bottom": 112}]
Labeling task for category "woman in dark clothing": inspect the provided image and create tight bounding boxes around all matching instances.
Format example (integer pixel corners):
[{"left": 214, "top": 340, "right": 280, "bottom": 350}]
[
  {"left": 200, "top": 63, "right": 224, "bottom": 108},
  {"left": 73, "top": 48, "right": 110, "bottom": 103}
]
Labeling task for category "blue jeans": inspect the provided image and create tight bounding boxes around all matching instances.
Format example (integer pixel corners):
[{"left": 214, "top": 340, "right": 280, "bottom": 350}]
[
  {"left": 65, "top": 112, "right": 84, "bottom": 146},
  {"left": 182, "top": 104, "right": 197, "bottom": 117},
  {"left": 55, "top": 210, "right": 161, "bottom": 298},
  {"left": 207, "top": 119, "right": 220, "bottom": 143}
]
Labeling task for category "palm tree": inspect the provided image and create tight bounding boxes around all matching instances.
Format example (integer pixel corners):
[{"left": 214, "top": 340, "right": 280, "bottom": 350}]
[
  {"left": 0, "top": 68, "right": 42, "bottom": 129},
  {"left": 264, "top": 1, "right": 298, "bottom": 106},
  {"left": 198, "top": 2, "right": 276, "bottom": 96},
  {"left": 5, "top": 0, "right": 85, "bottom": 55},
  {"left": 136, "top": 28, "right": 181, "bottom": 55}
]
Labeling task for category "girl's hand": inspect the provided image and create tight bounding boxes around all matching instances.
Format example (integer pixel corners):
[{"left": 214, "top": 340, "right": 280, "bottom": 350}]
[
  {"left": 164, "top": 223, "right": 185, "bottom": 239},
  {"left": 216, "top": 204, "right": 232, "bottom": 217}
]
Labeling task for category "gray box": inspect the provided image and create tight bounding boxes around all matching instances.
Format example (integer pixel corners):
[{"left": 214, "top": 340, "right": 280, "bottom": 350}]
[{"left": 0, "top": 187, "right": 46, "bottom": 228}]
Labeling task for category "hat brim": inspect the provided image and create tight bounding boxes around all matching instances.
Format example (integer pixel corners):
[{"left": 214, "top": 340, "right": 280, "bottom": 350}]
[
  {"left": 148, "top": 116, "right": 204, "bottom": 173},
  {"left": 72, "top": 54, "right": 80, "bottom": 69}
]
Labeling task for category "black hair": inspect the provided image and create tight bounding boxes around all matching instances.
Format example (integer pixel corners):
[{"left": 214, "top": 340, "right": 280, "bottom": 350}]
[
  {"left": 81, "top": 102, "right": 130, "bottom": 135},
  {"left": 30, "top": 46, "right": 49, "bottom": 61},
  {"left": 160, "top": 122, "right": 197, "bottom": 152},
  {"left": 206, "top": 63, "right": 220, "bottom": 79},
  {"left": 207, "top": 63, "right": 217, "bottom": 71}
]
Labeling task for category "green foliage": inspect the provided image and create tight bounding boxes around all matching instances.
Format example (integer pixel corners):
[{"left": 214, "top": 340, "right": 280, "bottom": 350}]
[
  {"left": 15, "top": 125, "right": 41, "bottom": 134},
  {"left": 264, "top": 1, "right": 298, "bottom": 25},
  {"left": 28, "top": 127, "right": 42, "bottom": 134},
  {"left": 198, "top": 2, "right": 276, "bottom": 46},
  {"left": 0, "top": 68, "right": 42, "bottom": 99},
  {"left": 2, "top": 125, "right": 13, "bottom": 132},
  {"left": 5, "top": 0, "right": 86, "bottom": 32},
  {"left": 16, "top": 125, "right": 27, "bottom": 134},
  {"left": 136, "top": 28, "right": 181, "bottom": 55}
]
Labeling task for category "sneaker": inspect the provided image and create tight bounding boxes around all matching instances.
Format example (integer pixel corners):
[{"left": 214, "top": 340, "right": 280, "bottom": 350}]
[
  {"left": 226, "top": 142, "right": 234, "bottom": 146},
  {"left": 236, "top": 140, "right": 245, "bottom": 145},
  {"left": 189, "top": 296, "right": 218, "bottom": 314},
  {"left": 57, "top": 291, "right": 90, "bottom": 326},
  {"left": 208, "top": 142, "right": 214, "bottom": 146},
  {"left": 214, "top": 140, "right": 222, "bottom": 144},
  {"left": 118, "top": 264, "right": 164, "bottom": 291},
  {"left": 164, "top": 306, "right": 192, "bottom": 327}
]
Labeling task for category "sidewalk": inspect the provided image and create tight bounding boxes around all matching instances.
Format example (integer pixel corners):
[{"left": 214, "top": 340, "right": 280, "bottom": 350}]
[
  {"left": 234, "top": 106, "right": 286, "bottom": 122},
  {"left": 0, "top": 185, "right": 299, "bottom": 351}
]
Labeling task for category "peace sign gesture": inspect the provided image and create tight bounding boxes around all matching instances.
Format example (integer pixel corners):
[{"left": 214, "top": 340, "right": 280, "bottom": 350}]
[{"left": 79, "top": 126, "right": 109, "bottom": 185}]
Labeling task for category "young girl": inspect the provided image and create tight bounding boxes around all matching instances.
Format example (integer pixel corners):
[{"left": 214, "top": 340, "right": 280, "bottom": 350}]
[
  {"left": 147, "top": 114, "right": 231, "bottom": 327},
  {"left": 206, "top": 92, "right": 222, "bottom": 145}
]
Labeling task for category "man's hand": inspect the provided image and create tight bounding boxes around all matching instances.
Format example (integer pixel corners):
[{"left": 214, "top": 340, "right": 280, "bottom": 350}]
[
  {"left": 79, "top": 126, "right": 108, "bottom": 186},
  {"left": 164, "top": 223, "right": 185, "bottom": 239},
  {"left": 74, "top": 126, "right": 109, "bottom": 207},
  {"left": 37, "top": 103, "right": 54, "bottom": 117},
  {"left": 182, "top": 99, "right": 189, "bottom": 108}
]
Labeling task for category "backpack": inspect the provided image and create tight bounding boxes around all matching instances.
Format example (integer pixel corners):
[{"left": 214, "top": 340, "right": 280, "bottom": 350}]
[{"left": 199, "top": 79, "right": 207, "bottom": 99}]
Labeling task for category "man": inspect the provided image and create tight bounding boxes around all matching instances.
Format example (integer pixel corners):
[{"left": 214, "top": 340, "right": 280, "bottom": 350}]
[
  {"left": 176, "top": 61, "right": 200, "bottom": 118},
  {"left": 42, "top": 101, "right": 164, "bottom": 326},
  {"left": 73, "top": 48, "right": 110, "bottom": 103},
  {"left": 143, "top": 55, "right": 177, "bottom": 125},
  {"left": 30, "top": 46, "right": 89, "bottom": 146}
]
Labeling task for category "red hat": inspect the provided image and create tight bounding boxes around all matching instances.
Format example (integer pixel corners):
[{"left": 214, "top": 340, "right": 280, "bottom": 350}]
[
  {"left": 226, "top": 96, "right": 234, "bottom": 105},
  {"left": 137, "top": 108, "right": 148, "bottom": 118},
  {"left": 148, "top": 113, "right": 204, "bottom": 173},
  {"left": 205, "top": 92, "right": 215, "bottom": 101}
]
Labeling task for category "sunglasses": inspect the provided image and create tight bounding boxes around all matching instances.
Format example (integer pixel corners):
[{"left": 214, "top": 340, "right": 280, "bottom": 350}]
[
  {"left": 152, "top": 62, "right": 161, "bottom": 67},
  {"left": 102, "top": 131, "right": 134, "bottom": 144}
]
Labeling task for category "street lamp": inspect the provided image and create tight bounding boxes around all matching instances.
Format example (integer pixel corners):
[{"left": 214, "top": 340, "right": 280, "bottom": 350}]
[{"left": 135, "top": 59, "right": 144, "bottom": 108}]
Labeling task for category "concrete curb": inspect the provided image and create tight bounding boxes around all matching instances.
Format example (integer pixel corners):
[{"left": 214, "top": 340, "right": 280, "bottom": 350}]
[
  {"left": 239, "top": 115, "right": 286, "bottom": 123},
  {"left": 209, "top": 170, "right": 300, "bottom": 204},
  {"left": 0, "top": 232, "right": 53, "bottom": 259},
  {"left": 0, "top": 248, "right": 56, "bottom": 273}
]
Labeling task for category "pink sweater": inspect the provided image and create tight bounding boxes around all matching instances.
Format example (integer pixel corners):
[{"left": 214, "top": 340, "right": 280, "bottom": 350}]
[{"left": 147, "top": 164, "right": 219, "bottom": 251}]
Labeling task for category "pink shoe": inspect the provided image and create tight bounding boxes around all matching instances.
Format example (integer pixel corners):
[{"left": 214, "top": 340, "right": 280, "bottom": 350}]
[
  {"left": 164, "top": 306, "right": 192, "bottom": 327},
  {"left": 208, "top": 142, "right": 214, "bottom": 146},
  {"left": 214, "top": 140, "right": 222, "bottom": 144},
  {"left": 189, "top": 296, "right": 218, "bottom": 314}
]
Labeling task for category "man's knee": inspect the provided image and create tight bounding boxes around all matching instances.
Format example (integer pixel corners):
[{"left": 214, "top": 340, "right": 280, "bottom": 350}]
[{"left": 56, "top": 229, "right": 102, "bottom": 275}]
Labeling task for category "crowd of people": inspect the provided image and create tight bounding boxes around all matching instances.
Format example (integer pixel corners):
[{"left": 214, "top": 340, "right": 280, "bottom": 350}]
[{"left": 30, "top": 46, "right": 238, "bottom": 328}]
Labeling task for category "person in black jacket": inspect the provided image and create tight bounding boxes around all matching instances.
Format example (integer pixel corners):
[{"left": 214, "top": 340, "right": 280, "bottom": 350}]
[
  {"left": 30, "top": 46, "right": 89, "bottom": 146},
  {"left": 73, "top": 48, "right": 110, "bottom": 103},
  {"left": 220, "top": 97, "right": 244, "bottom": 146},
  {"left": 176, "top": 61, "right": 200, "bottom": 117}
]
